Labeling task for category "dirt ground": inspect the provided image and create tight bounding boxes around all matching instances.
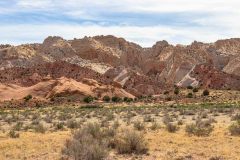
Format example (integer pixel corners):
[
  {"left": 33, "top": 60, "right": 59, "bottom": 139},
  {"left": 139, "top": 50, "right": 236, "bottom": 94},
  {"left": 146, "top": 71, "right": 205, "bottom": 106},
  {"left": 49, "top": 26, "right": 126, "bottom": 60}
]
[
  {"left": 0, "top": 103, "right": 240, "bottom": 160},
  {"left": 0, "top": 124, "right": 240, "bottom": 160}
]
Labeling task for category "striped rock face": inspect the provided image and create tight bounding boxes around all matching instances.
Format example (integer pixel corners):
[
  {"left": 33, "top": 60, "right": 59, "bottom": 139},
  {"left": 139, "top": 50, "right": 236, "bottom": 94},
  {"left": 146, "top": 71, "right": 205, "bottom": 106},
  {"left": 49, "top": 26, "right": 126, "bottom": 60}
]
[{"left": 1, "top": 36, "right": 240, "bottom": 99}]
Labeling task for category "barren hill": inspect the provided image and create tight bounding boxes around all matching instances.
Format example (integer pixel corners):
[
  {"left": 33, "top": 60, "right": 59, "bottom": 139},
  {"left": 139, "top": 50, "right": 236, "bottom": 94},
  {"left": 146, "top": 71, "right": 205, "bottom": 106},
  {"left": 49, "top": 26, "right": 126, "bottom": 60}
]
[{"left": 1, "top": 35, "right": 240, "bottom": 101}]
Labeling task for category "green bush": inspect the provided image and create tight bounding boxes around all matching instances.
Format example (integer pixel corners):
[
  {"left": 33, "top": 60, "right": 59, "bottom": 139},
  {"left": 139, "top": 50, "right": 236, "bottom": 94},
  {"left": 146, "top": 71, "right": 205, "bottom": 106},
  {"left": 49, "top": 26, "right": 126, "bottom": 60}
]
[
  {"left": 24, "top": 94, "right": 32, "bottom": 101},
  {"left": 193, "top": 88, "right": 199, "bottom": 92},
  {"left": 112, "top": 96, "right": 121, "bottom": 103},
  {"left": 83, "top": 96, "right": 94, "bottom": 103},
  {"left": 202, "top": 89, "right": 210, "bottom": 96},
  {"left": 102, "top": 96, "right": 110, "bottom": 102},
  {"left": 123, "top": 97, "right": 133, "bottom": 103},
  {"left": 187, "top": 93, "right": 193, "bottom": 98},
  {"left": 123, "top": 97, "right": 128, "bottom": 102},
  {"left": 174, "top": 87, "right": 180, "bottom": 95},
  {"left": 187, "top": 86, "right": 193, "bottom": 89},
  {"left": 165, "top": 97, "right": 172, "bottom": 101}
]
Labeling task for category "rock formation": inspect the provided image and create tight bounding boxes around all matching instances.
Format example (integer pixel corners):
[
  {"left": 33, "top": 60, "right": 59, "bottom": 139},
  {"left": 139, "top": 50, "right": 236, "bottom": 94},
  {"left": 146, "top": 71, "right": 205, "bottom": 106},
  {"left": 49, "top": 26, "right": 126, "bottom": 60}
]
[{"left": 1, "top": 35, "right": 240, "bottom": 101}]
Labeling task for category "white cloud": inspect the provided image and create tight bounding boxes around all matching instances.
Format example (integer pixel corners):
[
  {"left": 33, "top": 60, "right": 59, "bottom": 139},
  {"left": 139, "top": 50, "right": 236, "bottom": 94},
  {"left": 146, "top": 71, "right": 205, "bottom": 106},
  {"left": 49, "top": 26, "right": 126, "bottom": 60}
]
[
  {"left": 0, "top": 0, "right": 239, "bottom": 45},
  {"left": 1, "top": 24, "right": 239, "bottom": 47},
  {"left": 17, "top": 0, "right": 53, "bottom": 9},
  {"left": 14, "top": 0, "right": 240, "bottom": 13}
]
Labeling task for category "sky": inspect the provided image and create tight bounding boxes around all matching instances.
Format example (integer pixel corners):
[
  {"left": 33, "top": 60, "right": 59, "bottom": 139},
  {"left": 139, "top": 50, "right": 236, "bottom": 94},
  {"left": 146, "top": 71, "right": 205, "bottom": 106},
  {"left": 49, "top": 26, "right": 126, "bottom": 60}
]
[{"left": 0, "top": 0, "right": 240, "bottom": 47}]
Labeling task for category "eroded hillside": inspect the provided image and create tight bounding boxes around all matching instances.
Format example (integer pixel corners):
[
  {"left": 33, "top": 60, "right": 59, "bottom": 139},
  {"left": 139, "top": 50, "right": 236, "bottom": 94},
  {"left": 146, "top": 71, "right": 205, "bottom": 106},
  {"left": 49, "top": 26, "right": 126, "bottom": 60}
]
[{"left": 1, "top": 36, "right": 240, "bottom": 101}]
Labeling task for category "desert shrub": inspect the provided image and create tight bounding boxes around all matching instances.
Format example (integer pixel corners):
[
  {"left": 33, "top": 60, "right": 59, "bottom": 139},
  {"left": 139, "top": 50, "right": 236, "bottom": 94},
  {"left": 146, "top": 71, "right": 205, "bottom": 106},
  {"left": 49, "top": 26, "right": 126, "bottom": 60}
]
[
  {"left": 163, "top": 91, "right": 169, "bottom": 95},
  {"left": 162, "top": 114, "right": 173, "bottom": 125},
  {"left": 193, "top": 88, "right": 199, "bottom": 92},
  {"left": 123, "top": 97, "right": 133, "bottom": 103},
  {"left": 112, "top": 96, "right": 121, "bottom": 103},
  {"left": 100, "top": 119, "right": 110, "bottom": 128},
  {"left": 24, "top": 94, "right": 32, "bottom": 101},
  {"left": 209, "top": 156, "right": 224, "bottom": 160},
  {"left": 50, "top": 97, "right": 55, "bottom": 102},
  {"left": 55, "top": 122, "right": 65, "bottom": 130},
  {"left": 127, "top": 98, "right": 134, "bottom": 102},
  {"left": 123, "top": 97, "right": 128, "bottom": 102},
  {"left": 23, "top": 124, "right": 33, "bottom": 131},
  {"left": 8, "top": 130, "right": 20, "bottom": 138},
  {"left": 112, "top": 120, "right": 120, "bottom": 129},
  {"left": 35, "top": 102, "right": 42, "bottom": 108},
  {"left": 31, "top": 119, "right": 40, "bottom": 125},
  {"left": 144, "top": 115, "right": 154, "bottom": 122},
  {"left": 231, "top": 114, "right": 240, "bottom": 121},
  {"left": 165, "top": 97, "right": 172, "bottom": 101},
  {"left": 228, "top": 121, "right": 240, "bottom": 136},
  {"left": 102, "top": 127, "right": 116, "bottom": 138},
  {"left": 187, "top": 93, "right": 193, "bottom": 98},
  {"left": 198, "top": 111, "right": 208, "bottom": 119},
  {"left": 34, "top": 123, "right": 46, "bottom": 133},
  {"left": 150, "top": 122, "right": 160, "bottom": 130},
  {"left": 13, "top": 122, "right": 23, "bottom": 131},
  {"left": 81, "top": 105, "right": 103, "bottom": 109},
  {"left": 185, "top": 119, "right": 214, "bottom": 136},
  {"left": 105, "top": 112, "right": 114, "bottom": 121},
  {"left": 174, "top": 87, "right": 180, "bottom": 95},
  {"left": 102, "top": 96, "right": 110, "bottom": 102},
  {"left": 187, "top": 85, "right": 193, "bottom": 89},
  {"left": 202, "top": 89, "right": 210, "bottom": 96},
  {"left": 166, "top": 123, "right": 178, "bottom": 133},
  {"left": 44, "top": 115, "right": 53, "bottom": 123},
  {"left": 177, "top": 120, "right": 184, "bottom": 125},
  {"left": 115, "top": 128, "right": 148, "bottom": 154},
  {"left": 133, "top": 121, "right": 145, "bottom": 131},
  {"left": 62, "top": 123, "right": 108, "bottom": 160},
  {"left": 31, "top": 113, "right": 39, "bottom": 120},
  {"left": 83, "top": 96, "right": 94, "bottom": 103},
  {"left": 84, "top": 123, "right": 102, "bottom": 139},
  {"left": 67, "top": 119, "right": 80, "bottom": 129}
]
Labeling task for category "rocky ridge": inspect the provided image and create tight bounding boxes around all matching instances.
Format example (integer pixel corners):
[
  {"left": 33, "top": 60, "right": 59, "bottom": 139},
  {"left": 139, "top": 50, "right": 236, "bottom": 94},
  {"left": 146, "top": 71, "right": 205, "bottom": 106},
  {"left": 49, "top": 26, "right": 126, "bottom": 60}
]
[{"left": 1, "top": 35, "right": 240, "bottom": 100}]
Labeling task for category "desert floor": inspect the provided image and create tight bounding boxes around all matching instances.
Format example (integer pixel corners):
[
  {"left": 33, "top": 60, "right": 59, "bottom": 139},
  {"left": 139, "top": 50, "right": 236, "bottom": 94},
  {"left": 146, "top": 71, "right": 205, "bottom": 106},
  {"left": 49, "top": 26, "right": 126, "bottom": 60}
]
[{"left": 0, "top": 103, "right": 240, "bottom": 160}]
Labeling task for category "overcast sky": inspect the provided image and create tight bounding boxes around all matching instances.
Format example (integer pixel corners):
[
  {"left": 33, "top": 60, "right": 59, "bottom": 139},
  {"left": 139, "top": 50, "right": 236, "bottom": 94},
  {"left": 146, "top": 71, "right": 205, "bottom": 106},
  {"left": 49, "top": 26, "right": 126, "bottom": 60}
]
[{"left": 0, "top": 0, "right": 240, "bottom": 47}]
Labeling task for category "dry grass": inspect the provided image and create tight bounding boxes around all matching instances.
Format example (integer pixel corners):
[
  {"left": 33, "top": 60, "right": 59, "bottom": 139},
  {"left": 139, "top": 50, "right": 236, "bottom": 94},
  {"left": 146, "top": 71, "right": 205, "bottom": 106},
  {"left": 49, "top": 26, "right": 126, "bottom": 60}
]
[
  {"left": 1, "top": 124, "right": 240, "bottom": 160},
  {"left": 0, "top": 103, "right": 240, "bottom": 159},
  {"left": 146, "top": 124, "right": 240, "bottom": 160},
  {"left": 0, "top": 131, "right": 70, "bottom": 160}
]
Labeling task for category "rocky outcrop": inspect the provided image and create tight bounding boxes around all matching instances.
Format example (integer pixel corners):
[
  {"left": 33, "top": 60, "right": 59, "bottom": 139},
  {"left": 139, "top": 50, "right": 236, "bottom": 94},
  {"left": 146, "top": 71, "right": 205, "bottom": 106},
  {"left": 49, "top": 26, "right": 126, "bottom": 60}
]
[
  {"left": 1, "top": 35, "right": 240, "bottom": 100},
  {"left": 0, "top": 77, "right": 135, "bottom": 101}
]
